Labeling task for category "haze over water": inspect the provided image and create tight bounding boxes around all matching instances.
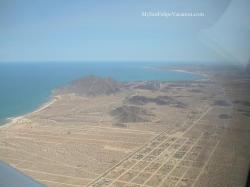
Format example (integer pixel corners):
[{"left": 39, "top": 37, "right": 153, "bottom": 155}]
[{"left": 0, "top": 62, "right": 203, "bottom": 124}]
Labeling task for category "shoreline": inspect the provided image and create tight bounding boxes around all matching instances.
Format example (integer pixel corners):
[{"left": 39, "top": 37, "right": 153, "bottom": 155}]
[
  {"left": 0, "top": 95, "right": 60, "bottom": 129},
  {"left": 0, "top": 68, "right": 205, "bottom": 129},
  {"left": 167, "top": 68, "right": 209, "bottom": 78},
  {"left": 145, "top": 65, "right": 208, "bottom": 79}
]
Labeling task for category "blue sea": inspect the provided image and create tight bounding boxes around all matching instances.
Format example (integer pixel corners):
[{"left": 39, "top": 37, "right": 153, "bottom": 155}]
[{"left": 0, "top": 62, "right": 202, "bottom": 124}]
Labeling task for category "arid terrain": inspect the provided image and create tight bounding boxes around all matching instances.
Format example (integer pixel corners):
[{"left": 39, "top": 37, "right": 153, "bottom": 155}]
[{"left": 0, "top": 66, "right": 250, "bottom": 187}]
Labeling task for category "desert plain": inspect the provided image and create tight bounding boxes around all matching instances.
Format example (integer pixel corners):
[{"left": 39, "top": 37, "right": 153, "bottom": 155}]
[{"left": 0, "top": 66, "right": 250, "bottom": 187}]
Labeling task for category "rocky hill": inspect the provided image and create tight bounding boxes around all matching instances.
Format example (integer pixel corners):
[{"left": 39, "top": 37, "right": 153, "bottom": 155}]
[
  {"left": 128, "top": 95, "right": 186, "bottom": 108},
  {"left": 110, "top": 105, "right": 153, "bottom": 123},
  {"left": 57, "top": 75, "right": 124, "bottom": 96}
]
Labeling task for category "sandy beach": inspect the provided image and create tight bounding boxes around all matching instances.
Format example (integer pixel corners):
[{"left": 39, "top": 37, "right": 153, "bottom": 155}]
[{"left": 0, "top": 96, "right": 60, "bottom": 130}]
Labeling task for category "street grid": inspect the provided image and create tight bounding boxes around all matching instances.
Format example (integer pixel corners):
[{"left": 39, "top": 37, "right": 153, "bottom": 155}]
[{"left": 88, "top": 106, "right": 221, "bottom": 187}]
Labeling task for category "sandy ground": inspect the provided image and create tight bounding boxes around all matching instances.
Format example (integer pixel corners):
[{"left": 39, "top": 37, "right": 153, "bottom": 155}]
[{"left": 0, "top": 69, "right": 249, "bottom": 187}]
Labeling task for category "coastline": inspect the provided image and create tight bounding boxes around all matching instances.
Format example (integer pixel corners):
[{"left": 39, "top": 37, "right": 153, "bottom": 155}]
[
  {"left": 168, "top": 69, "right": 209, "bottom": 78},
  {"left": 0, "top": 67, "right": 205, "bottom": 129},
  {"left": 0, "top": 95, "right": 60, "bottom": 129},
  {"left": 145, "top": 65, "right": 208, "bottom": 79}
]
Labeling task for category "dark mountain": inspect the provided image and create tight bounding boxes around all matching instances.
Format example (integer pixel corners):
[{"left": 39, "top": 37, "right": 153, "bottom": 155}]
[
  {"left": 110, "top": 105, "right": 153, "bottom": 123},
  {"left": 128, "top": 95, "right": 186, "bottom": 108}
]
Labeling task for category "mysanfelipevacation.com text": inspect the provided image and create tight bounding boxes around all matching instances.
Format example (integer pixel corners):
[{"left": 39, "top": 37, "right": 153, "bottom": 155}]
[{"left": 142, "top": 11, "right": 206, "bottom": 18}]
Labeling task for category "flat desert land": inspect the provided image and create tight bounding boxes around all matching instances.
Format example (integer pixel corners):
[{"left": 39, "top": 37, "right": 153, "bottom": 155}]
[{"left": 0, "top": 69, "right": 250, "bottom": 187}]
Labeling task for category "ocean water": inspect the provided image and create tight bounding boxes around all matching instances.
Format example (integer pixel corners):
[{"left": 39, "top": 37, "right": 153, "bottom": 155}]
[{"left": 0, "top": 62, "right": 202, "bottom": 124}]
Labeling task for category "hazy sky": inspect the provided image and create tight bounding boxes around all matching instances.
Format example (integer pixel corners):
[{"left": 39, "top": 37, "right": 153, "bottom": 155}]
[{"left": 0, "top": 0, "right": 249, "bottom": 64}]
